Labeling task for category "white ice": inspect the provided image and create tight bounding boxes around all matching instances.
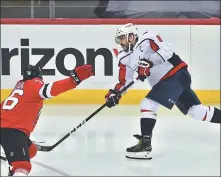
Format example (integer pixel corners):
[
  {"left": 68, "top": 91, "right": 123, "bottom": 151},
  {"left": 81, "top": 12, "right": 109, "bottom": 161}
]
[{"left": 1, "top": 104, "right": 220, "bottom": 176}]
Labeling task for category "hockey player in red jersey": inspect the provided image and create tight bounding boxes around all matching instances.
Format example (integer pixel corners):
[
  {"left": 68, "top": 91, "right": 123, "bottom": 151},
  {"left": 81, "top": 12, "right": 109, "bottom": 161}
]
[
  {"left": 105, "top": 23, "right": 220, "bottom": 160},
  {"left": 0, "top": 64, "right": 93, "bottom": 176}
]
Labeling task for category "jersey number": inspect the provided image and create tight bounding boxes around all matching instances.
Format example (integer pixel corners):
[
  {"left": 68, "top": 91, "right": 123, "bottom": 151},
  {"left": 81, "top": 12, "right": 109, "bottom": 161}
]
[{"left": 2, "top": 90, "right": 24, "bottom": 110}]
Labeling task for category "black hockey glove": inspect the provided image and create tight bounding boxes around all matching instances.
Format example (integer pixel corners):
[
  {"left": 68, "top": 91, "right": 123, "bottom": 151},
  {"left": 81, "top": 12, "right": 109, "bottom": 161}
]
[{"left": 105, "top": 89, "right": 121, "bottom": 108}]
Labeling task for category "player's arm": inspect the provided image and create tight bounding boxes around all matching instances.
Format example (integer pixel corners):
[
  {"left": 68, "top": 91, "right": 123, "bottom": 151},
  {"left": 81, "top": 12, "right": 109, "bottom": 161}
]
[
  {"left": 38, "top": 65, "right": 93, "bottom": 99},
  {"left": 114, "top": 62, "right": 134, "bottom": 92},
  {"left": 105, "top": 60, "right": 134, "bottom": 108}
]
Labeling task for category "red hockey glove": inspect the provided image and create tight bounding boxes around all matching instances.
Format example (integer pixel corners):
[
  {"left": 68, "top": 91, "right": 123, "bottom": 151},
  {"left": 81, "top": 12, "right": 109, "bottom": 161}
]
[
  {"left": 138, "top": 59, "right": 153, "bottom": 81},
  {"left": 70, "top": 65, "right": 93, "bottom": 85},
  {"left": 105, "top": 89, "right": 121, "bottom": 108}
]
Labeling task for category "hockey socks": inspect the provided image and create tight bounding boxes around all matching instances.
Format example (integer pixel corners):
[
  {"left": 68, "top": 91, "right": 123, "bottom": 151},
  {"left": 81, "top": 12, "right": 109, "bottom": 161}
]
[
  {"left": 210, "top": 107, "right": 220, "bottom": 123},
  {"left": 141, "top": 118, "right": 156, "bottom": 136}
]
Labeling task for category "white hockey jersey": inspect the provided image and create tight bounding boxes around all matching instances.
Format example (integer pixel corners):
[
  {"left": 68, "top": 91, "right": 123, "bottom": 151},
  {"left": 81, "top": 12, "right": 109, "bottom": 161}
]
[{"left": 114, "top": 31, "right": 188, "bottom": 91}]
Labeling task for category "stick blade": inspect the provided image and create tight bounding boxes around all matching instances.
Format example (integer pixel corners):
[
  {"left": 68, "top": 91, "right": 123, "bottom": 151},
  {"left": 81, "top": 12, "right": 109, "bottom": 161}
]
[{"left": 36, "top": 144, "right": 54, "bottom": 152}]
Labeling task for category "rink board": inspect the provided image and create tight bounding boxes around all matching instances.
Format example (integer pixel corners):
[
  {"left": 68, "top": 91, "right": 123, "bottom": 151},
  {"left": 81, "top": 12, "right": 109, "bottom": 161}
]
[
  {"left": 1, "top": 89, "right": 220, "bottom": 104},
  {"left": 0, "top": 18, "right": 220, "bottom": 104}
]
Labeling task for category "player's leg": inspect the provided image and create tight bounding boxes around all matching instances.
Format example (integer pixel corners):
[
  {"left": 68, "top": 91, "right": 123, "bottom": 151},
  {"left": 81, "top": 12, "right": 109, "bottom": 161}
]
[
  {"left": 1, "top": 128, "right": 31, "bottom": 176},
  {"left": 27, "top": 139, "right": 37, "bottom": 159},
  {"left": 175, "top": 87, "right": 201, "bottom": 115},
  {"left": 125, "top": 98, "right": 160, "bottom": 159},
  {"left": 176, "top": 88, "right": 220, "bottom": 123},
  {"left": 126, "top": 68, "right": 191, "bottom": 159}
]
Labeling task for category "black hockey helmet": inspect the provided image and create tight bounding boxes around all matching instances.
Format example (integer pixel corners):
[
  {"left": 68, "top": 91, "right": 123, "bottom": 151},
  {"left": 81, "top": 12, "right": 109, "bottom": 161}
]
[{"left": 23, "top": 65, "right": 43, "bottom": 81}]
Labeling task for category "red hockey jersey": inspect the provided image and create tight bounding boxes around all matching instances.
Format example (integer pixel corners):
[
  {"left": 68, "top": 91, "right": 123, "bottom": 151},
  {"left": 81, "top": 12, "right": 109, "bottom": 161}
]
[{"left": 1, "top": 77, "right": 77, "bottom": 136}]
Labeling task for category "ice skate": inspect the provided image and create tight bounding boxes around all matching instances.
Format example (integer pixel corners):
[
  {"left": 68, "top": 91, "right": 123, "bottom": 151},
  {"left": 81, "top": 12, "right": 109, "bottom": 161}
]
[{"left": 126, "top": 134, "right": 152, "bottom": 160}]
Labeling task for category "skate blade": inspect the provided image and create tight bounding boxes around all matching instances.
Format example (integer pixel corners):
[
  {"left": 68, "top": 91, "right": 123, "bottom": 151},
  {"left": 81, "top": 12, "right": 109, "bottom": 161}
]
[
  {"left": 125, "top": 152, "right": 152, "bottom": 160},
  {"left": 125, "top": 156, "right": 152, "bottom": 160}
]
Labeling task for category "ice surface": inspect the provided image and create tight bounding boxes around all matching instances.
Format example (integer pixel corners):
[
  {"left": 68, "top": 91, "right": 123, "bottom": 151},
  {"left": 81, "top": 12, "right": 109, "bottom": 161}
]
[{"left": 1, "top": 105, "right": 220, "bottom": 176}]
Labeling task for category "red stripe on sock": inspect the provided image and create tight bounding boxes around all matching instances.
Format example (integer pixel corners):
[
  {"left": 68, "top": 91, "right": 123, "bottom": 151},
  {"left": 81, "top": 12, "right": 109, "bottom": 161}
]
[
  {"left": 203, "top": 111, "right": 207, "bottom": 121},
  {"left": 141, "top": 109, "right": 152, "bottom": 112}
]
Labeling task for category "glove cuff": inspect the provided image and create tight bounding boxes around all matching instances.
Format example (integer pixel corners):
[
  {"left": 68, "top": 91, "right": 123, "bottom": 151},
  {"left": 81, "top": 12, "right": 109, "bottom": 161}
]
[{"left": 70, "top": 70, "right": 81, "bottom": 85}]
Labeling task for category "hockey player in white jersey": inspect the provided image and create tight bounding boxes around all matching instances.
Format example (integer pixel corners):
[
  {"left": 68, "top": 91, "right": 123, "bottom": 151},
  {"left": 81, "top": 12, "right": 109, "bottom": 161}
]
[{"left": 105, "top": 23, "right": 220, "bottom": 160}]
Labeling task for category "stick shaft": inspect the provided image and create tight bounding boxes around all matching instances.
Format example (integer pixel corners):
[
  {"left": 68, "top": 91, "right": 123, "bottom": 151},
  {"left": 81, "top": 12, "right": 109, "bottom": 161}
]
[{"left": 38, "top": 80, "right": 136, "bottom": 151}]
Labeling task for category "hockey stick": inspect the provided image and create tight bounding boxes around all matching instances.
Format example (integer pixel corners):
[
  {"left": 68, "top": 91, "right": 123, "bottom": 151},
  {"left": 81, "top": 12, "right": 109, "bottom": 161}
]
[
  {"left": 0, "top": 79, "right": 138, "bottom": 161},
  {"left": 35, "top": 79, "right": 138, "bottom": 152}
]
